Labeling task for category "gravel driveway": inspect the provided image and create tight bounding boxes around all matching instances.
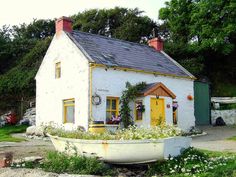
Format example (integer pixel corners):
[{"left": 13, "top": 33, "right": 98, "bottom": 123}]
[
  {"left": 192, "top": 125, "right": 236, "bottom": 152},
  {"left": 0, "top": 168, "right": 98, "bottom": 177},
  {"left": 0, "top": 134, "right": 54, "bottom": 159}
]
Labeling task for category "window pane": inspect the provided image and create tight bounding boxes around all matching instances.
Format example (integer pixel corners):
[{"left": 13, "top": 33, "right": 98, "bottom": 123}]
[
  {"left": 112, "top": 99, "right": 116, "bottom": 109},
  {"left": 135, "top": 101, "right": 143, "bottom": 120},
  {"left": 111, "top": 111, "right": 116, "bottom": 117},
  {"left": 136, "top": 111, "right": 142, "bottom": 120},
  {"left": 57, "top": 69, "right": 61, "bottom": 78},
  {"left": 106, "top": 112, "right": 111, "bottom": 119},
  {"left": 106, "top": 99, "right": 111, "bottom": 109},
  {"left": 66, "top": 106, "right": 74, "bottom": 123},
  {"left": 55, "top": 62, "right": 61, "bottom": 78}
]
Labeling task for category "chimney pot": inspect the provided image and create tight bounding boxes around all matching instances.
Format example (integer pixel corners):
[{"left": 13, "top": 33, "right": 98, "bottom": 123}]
[
  {"left": 55, "top": 16, "right": 73, "bottom": 34},
  {"left": 148, "top": 37, "right": 164, "bottom": 51}
]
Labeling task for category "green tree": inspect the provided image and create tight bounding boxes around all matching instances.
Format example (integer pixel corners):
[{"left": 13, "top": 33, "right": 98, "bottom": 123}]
[
  {"left": 159, "top": 0, "right": 236, "bottom": 95},
  {"left": 0, "top": 19, "right": 55, "bottom": 75},
  {"left": 0, "top": 26, "right": 13, "bottom": 74},
  {"left": 72, "top": 7, "right": 156, "bottom": 42},
  {"left": 0, "top": 38, "right": 51, "bottom": 111},
  {"left": 12, "top": 19, "right": 55, "bottom": 40}
]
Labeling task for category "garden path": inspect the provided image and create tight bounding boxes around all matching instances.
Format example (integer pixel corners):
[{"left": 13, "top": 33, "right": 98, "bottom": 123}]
[
  {"left": 0, "top": 133, "right": 54, "bottom": 159},
  {"left": 0, "top": 168, "right": 98, "bottom": 177},
  {"left": 192, "top": 125, "right": 236, "bottom": 152}
]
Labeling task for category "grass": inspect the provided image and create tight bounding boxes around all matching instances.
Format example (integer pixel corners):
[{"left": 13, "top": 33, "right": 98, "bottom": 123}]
[
  {"left": 10, "top": 147, "right": 236, "bottom": 176},
  {"left": 227, "top": 136, "right": 236, "bottom": 141},
  {"left": 199, "top": 149, "right": 236, "bottom": 157},
  {"left": 12, "top": 151, "right": 115, "bottom": 176},
  {"left": 0, "top": 125, "right": 28, "bottom": 142},
  {"left": 147, "top": 148, "right": 236, "bottom": 177},
  {"left": 195, "top": 149, "right": 236, "bottom": 177}
]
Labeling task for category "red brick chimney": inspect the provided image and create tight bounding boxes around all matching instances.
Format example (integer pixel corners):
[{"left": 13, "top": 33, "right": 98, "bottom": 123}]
[
  {"left": 148, "top": 37, "right": 164, "bottom": 52},
  {"left": 55, "top": 16, "right": 73, "bottom": 34}
]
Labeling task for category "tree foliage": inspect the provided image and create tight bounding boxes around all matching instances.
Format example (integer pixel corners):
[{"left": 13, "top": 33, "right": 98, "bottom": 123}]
[
  {"left": 72, "top": 7, "right": 156, "bottom": 42},
  {"left": 0, "top": 19, "right": 55, "bottom": 75},
  {"left": 0, "top": 19, "right": 53, "bottom": 111},
  {"left": 0, "top": 26, "right": 13, "bottom": 74},
  {"left": 0, "top": 38, "right": 51, "bottom": 100},
  {"left": 160, "top": 0, "right": 236, "bottom": 55},
  {"left": 159, "top": 0, "right": 236, "bottom": 96}
]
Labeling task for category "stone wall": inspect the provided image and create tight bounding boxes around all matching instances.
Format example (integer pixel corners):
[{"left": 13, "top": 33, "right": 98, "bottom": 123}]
[
  {"left": 22, "top": 108, "right": 36, "bottom": 125},
  {"left": 0, "top": 113, "right": 7, "bottom": 127},
  {"left": 211, "top": 109, "right": 236, "bottom": 125}
]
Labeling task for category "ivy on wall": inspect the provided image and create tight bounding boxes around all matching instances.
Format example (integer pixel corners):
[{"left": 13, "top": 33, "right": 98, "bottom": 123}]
[{"left": 120, "top": 82, "right": 147, "bottom": 128}]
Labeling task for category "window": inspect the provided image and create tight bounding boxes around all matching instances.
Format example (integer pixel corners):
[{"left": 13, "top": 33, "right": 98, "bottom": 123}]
[
  {"left": 135, "top": 100, "right": 143, "bottom": 121},
  {"left": 106, "top": 97, "right": 119, "bottom": 120},
  {"left": 63, "top": 98, "right": 75, "bottom": 123},
  {"left": 55, "top": 62, "right": 61, "bottom": 78},
  {"left": 173, "top": 101, "right": 178, "bottom": 125}
]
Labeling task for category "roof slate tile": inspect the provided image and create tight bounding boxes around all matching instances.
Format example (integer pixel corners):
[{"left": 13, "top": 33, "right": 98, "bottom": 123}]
[{"left": 68, "top": 31, "right": 191, "bottom": 78}]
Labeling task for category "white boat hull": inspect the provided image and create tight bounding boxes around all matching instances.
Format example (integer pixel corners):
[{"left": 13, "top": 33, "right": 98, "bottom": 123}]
[{"left": 49, "top": 135, "right": 191, "bottom": 164}]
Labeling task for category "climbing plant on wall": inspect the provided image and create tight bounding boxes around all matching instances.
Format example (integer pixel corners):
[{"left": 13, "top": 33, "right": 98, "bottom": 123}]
[{"left": 120, "top": 82, "right": 147, "bottom": 128}]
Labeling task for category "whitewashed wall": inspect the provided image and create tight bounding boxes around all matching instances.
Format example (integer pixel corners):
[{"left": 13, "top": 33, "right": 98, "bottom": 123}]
[
  {"left": 92, "top": 67, "right": 195, "bottom": 131},
  {"left": 36, "top": 32, "right": 89, "bottom": 129},
  {"left": 133, "top": 96, "right": 173, "bottom": 128}
]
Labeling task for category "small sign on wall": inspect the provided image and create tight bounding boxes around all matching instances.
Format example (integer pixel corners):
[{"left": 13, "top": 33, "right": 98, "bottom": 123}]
[{"left": 97, "top": 89, "right": 109, "bottom": 93}]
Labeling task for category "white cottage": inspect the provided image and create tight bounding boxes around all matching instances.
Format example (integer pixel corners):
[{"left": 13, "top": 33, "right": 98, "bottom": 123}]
[{"left": 36, "top": 17, "right": 196, "bottom": 131}]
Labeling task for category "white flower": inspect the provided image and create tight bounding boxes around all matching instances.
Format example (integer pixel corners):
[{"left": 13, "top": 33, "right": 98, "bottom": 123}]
[{"left": 170, "top": 170, "right": 175, "bottom": 173}]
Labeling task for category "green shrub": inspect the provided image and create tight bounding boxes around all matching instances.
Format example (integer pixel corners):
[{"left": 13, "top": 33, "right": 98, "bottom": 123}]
[
  {"left": 41, "top": 151, "right": 114, "bottom": 175},
  {"left": 146, "top": 147, "right": 236, "bottom": 176}
]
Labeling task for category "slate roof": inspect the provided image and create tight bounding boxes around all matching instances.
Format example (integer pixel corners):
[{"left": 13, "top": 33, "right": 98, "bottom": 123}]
[{"left": 67, "top": 30, "right": 193, "bottom": 78}]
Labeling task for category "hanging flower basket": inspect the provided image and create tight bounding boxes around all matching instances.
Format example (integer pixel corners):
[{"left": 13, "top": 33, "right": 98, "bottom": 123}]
[{"left": 136, "top": 102, "right": 145, "bottom": 113}]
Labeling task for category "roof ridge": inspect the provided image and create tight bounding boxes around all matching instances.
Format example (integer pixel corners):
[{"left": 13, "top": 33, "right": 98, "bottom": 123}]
[{"left": 72, "top": 30, "right": 153, "bottom": 49}]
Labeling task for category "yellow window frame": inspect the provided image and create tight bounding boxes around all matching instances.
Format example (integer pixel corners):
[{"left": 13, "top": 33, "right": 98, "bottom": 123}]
[
  {"left": 55, "top": 62, "right": 61, "bottom": 79},
  {"left": 134, "top": 100, "right": 143, "bottom": 121},
  {"left": 63, "top": 98, "right": 75, "bottom": 123},
  {"left": 106, "top": 97, "right": 119, "bottom": 119}
]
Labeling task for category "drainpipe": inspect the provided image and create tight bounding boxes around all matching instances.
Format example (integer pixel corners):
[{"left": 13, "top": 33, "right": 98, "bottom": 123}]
[{"left": 89, "top": 63, "right": 96, "bottom": 126}]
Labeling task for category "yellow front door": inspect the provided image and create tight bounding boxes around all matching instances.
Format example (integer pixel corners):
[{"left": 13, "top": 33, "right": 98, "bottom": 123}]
[{"left": 150, "top": 98, "right": 165, "bottom": 126}]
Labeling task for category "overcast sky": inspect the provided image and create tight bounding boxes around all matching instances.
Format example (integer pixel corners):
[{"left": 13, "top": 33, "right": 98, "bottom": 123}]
[{"left": 0, "top": 0, "right": 167, "bottom": 27}]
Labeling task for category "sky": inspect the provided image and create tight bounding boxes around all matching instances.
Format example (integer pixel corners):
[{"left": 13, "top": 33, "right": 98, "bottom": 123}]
[{"left": 0, "top": 0, "right": 167, "bottom": 27}]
